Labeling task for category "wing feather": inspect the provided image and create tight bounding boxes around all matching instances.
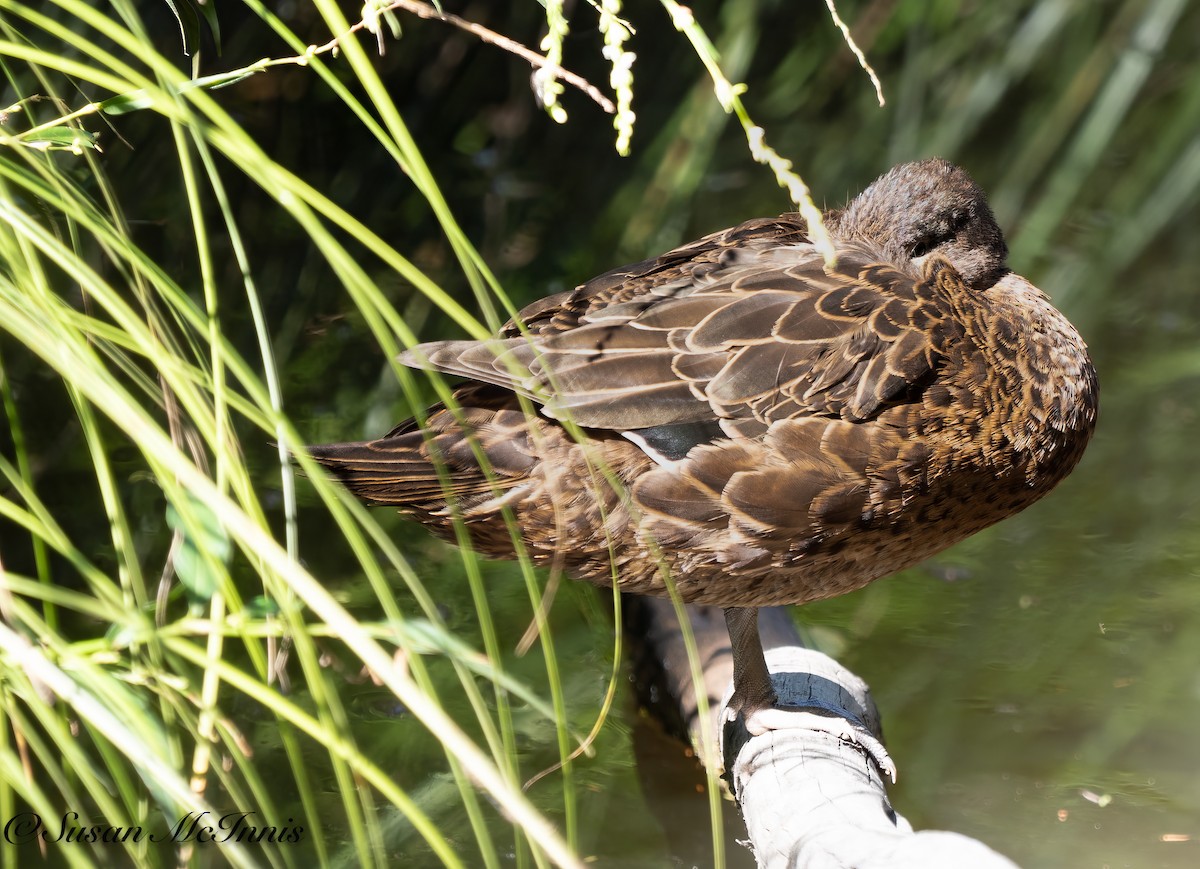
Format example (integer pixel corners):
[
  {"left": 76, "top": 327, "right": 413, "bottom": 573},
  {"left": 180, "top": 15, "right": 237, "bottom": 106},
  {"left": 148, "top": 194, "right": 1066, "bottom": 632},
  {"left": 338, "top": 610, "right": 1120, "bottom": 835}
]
[{"left": 398, "top": 215, "right": 966, "bottom": 438}]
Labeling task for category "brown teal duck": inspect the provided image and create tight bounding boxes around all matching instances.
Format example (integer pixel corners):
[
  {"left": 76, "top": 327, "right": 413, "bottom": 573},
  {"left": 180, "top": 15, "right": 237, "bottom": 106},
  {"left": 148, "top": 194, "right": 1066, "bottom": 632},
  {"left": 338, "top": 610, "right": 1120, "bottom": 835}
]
[{"left": 308, "top": 158, "right": 1099, "bottom": 746}]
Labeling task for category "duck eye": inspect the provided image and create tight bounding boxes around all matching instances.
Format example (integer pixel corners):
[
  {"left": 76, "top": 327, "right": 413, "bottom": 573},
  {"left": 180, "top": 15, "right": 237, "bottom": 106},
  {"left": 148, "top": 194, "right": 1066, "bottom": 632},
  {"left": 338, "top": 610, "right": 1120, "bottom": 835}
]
[{"left": 909, "top": 237, "right": 937, "bottom": 258}]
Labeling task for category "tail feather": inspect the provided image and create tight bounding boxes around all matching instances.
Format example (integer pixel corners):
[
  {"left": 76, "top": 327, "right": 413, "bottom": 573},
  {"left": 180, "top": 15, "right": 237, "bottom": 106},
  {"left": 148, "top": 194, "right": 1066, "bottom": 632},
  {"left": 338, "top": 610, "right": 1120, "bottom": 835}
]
[
  {"left": 306, "top": 437, "right": 447, "bottom": 504},
  {"left": 305, "top": 385, "right": 536, "bottom": 509}
]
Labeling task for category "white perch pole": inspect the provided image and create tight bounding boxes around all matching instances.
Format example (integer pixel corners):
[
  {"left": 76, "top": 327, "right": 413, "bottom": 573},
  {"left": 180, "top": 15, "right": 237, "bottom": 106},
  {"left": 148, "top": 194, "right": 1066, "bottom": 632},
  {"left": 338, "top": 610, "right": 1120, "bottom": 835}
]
[{"left": 628, "top": 599, "right": 1020, "bottom": 869}]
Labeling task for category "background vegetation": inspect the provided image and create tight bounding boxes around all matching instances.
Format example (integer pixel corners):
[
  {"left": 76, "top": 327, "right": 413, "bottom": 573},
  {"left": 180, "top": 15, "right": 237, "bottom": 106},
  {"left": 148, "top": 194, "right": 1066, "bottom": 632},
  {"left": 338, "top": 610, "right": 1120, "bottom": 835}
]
[{"left": 1, "top": 1, "right": 1199, "bottom": 867}]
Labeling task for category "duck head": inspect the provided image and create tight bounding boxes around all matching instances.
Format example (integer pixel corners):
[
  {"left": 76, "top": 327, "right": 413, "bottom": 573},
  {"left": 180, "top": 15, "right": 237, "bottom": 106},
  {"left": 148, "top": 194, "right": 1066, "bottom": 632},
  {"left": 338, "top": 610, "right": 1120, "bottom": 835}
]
[{"left": 832, "top": 158, "right": 1009, "bottom": 292}]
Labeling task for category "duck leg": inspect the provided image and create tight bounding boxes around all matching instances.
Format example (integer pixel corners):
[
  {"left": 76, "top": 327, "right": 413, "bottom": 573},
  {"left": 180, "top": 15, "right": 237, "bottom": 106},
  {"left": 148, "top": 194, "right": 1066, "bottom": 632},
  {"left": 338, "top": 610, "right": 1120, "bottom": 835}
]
[
  {"left": 723, "top": 607, "right": 778, "bottom": 729},
  {"left": 721, "top": 605, "right": 898, "bottom": 782}
]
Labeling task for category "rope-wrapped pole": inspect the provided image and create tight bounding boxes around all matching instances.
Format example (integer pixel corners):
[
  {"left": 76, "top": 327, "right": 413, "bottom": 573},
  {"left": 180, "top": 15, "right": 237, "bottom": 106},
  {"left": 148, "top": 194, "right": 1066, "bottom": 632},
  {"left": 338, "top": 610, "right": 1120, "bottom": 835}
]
[{"left": 626, "top": 598, "right": 1020, "bottom": 869}]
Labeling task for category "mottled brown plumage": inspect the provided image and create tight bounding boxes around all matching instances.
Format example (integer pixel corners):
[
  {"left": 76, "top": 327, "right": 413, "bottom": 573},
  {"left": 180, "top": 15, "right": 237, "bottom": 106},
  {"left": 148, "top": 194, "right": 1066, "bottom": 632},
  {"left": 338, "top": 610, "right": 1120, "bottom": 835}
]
[{"left": 309, "top": 159, "right": 1098, "bottom": 730}]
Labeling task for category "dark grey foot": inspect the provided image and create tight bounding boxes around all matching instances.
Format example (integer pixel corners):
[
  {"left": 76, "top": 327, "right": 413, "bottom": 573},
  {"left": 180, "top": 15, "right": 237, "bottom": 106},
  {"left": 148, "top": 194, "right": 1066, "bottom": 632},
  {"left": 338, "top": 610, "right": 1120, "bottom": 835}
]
[
  {"left": 721, "top": 607, "right": 896, "bottom": 783},
  {"left": 723, "top": 606, "right": 779, "bottom": 721}
]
